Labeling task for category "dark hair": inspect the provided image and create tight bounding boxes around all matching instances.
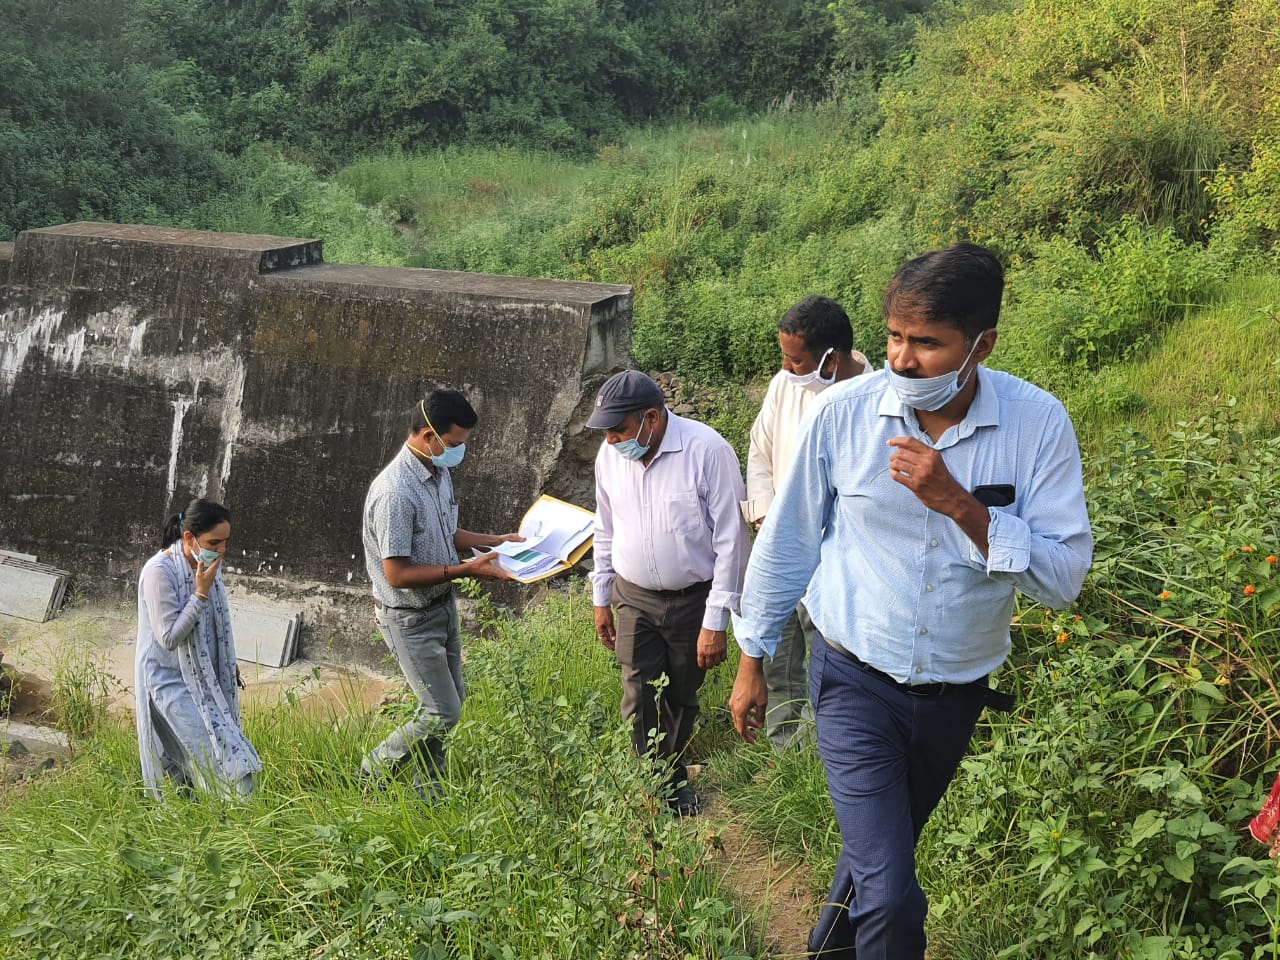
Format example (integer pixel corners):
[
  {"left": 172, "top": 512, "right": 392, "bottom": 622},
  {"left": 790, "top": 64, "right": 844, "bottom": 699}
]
[
  {"left": 409, "top": 388, "right": 478, "bottom": 436},
  {"left": 777, "top": 296, "right": 854, "bottom": 354},
  {"left": 162, "top": 498, "right": 232, "bottom": 548},
  {"left": 882, "top": 242, "right": 1005, "bottom": 340}
]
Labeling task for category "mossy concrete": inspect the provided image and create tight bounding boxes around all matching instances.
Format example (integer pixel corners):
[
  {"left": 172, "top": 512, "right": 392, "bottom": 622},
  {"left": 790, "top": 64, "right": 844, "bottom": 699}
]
[{"left": 0, "top": 223, "right": 632, "bottom": 664}]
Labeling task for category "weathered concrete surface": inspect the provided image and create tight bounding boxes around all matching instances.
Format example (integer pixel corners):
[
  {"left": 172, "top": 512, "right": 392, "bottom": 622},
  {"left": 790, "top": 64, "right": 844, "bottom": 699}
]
[{"left": 0, "top": 223, "right": 631, "bottom": 663}]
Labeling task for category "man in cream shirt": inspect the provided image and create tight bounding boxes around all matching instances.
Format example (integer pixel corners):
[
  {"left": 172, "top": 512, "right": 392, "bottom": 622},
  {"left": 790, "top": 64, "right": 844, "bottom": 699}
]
[{"left": 745, "top": 296, "right": 869, "bottom": 749}]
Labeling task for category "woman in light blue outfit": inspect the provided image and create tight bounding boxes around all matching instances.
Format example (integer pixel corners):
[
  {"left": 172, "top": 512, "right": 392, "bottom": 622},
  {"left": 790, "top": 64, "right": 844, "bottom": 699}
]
[{"left": 135, "top": 498, "right": 261, "bottom": 799}]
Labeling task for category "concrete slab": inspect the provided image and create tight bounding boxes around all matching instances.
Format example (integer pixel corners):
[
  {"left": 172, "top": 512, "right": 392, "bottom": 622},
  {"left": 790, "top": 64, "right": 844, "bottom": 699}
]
[
  {"left": 0, "top": 719, "right": 70, "bottom": 756},
  {"left": 229, "top": 601, "right": 302, "bottom": 668},
  {"left": 0, "top": 557, "right": 69, "bottom": 622},
  {"left": 0, "top": 603, "right": 399, "bottom": 740}
]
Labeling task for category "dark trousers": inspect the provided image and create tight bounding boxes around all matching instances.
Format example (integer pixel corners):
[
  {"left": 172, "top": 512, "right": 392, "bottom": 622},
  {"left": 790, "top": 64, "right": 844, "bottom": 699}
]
[
  {"left": 809, "top": 632, "right": 987, "bottom": 960},
  {"left": 611, "top": 575, "right": 711, "bottom": 787}
]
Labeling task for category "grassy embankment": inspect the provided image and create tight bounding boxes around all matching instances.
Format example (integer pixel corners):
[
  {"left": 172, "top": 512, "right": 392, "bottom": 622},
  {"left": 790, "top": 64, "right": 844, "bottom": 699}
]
[
  {"left": 8, "top": 46, "right": 1280, "bottom": 960},
  {"left": 7, "top": 109, "right": 1280, "bottom": 958}
]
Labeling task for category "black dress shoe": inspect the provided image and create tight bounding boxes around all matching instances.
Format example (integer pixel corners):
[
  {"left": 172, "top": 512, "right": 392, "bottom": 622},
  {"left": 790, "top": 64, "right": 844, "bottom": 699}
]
[{"left": 666, "top": 783, "right": 702, "bottom": 817}]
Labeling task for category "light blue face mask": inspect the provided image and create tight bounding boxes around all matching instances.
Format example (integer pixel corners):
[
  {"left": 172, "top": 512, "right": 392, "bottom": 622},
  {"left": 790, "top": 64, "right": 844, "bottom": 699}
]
[
  {"left": 885, "top": 335, "right": 984, "bottom": 412},
  {"left": 431, "top": 442, "right": 466, "bottom": 469},
  {"left": 418, "top": 400, "right": 467, "bottom": 468},
  {"left": 614, "top": 414, "right": 655, "bottom": 461},
  {"left": 190, "top": 537, "right": 221, "bottom": 566}
]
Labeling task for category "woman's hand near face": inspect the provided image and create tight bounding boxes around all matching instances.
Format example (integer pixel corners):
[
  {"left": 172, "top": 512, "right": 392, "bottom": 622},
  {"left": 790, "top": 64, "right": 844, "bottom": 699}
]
[{"left": 194, "top": 555, "right": 221, "bottom": 599}]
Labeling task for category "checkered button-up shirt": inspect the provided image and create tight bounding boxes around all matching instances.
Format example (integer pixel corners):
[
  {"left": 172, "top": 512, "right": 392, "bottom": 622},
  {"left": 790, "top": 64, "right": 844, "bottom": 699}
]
[{"left": 363, "top": 445, "right": 459, "bottom": 608}]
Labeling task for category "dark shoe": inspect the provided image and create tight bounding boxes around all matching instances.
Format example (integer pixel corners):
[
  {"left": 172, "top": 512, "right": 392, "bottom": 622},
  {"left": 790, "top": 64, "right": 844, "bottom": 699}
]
[
  {"left": 411, "top": 774, "right": 445, "bottom": 802},
  {"left": 666, "top": 783, "right": 701, "bottom": 817},
  {"left": 806, "top": 939, "right": 856, "bottom": 959},
  {"left": 358, "top": 769, "right": 389, "bottom": 795}
]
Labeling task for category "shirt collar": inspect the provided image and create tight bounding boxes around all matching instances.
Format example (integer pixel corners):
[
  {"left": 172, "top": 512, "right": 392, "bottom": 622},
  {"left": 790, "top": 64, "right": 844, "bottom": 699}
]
[
  {"left": 877, "top": 366, "right": 999, "bottom": 441},
  {"left": 646, "top": 409, "right": 683, "bottom": 464},
  {"left": 398, "top": 443, "right": 440, "bottom": 483}
]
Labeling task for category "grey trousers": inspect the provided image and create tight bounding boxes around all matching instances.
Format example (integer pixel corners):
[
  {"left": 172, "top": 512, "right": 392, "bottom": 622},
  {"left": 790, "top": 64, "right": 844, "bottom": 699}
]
[
  {"left": 362, "top": 596, "right": 462, "bottom": 779},
  {"left": 611, "top": 575, "right": 711, "bottom": 788},
  {"left": 763, "top": 601, "right": 816, "bottom": 750}
]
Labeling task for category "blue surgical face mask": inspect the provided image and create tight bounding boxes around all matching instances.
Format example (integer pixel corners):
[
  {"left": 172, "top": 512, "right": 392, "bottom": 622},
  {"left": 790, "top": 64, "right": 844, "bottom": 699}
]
[
  {"left": 431, "top": 442, "right": 466, "bottom": 469},
  {"left": 416, "top": 401, "right": 467, "bottom": 469},
  {"left": 614, "top": 414, "right": 655, "bottom": 461},
  {"left": 189, "top": 537, "right": 221, "bottom": 566},
  {"left": 885, "top": 336, "right": 984, "bottom": 412},
  {"left": 784, "top": 348, "right": 837, "bottom": 392}
]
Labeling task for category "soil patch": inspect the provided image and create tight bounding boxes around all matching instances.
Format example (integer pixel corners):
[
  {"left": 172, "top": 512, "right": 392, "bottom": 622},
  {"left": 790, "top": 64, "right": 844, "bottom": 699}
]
[
  {"left": 1, "top": 667, "right": 55, "bottom": 725},
  {"left": 704, "top": 790, "right": 819, "bottom": 958}
]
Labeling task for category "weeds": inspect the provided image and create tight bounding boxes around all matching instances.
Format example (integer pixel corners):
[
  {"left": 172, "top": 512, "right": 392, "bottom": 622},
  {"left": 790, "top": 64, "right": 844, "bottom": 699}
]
[
  {"left": 0, "top": 587, "right": 755, "bottom": 959},
  {"left": 49, "top": 639, "right": 113, "bottom": 742}
]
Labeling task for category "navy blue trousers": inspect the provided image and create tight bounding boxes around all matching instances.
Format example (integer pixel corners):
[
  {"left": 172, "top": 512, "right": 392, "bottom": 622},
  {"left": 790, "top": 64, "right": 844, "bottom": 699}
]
[{"left": 809, "top": 633, "right": 988, "bottom": 960}]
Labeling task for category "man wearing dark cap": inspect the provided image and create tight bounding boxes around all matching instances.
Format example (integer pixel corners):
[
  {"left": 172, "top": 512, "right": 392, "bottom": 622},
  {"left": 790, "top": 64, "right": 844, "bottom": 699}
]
[{"left": 588, "top": 370, "right": 750, "bottom": 816}]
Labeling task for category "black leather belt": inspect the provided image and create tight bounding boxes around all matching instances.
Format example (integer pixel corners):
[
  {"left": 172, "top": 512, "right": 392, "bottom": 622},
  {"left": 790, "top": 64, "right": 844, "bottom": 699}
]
[
  {"left": 823, "top": 637, "right": 955, "bottom": 696},
  {"left": 821, "top": 636, "right": 1014, "bottom": 711},
  {"left": 824, "top": 640, "right": 1013, "bottom": 716},
  {"left": 660, "top": 580, "right": 712, "bottom": 597}
]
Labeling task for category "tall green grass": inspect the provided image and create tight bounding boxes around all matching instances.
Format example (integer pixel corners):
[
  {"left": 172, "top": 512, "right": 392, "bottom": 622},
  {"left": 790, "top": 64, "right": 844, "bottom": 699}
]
[
  {"left": 1069, "top": 272, "right": 1280, "bottom": 448},
  {"left": 712, "top": 404, "right": 1280, "bottom": 959},
  {"left": 0, "top": 586, "right": 754, "bottom": 960}
]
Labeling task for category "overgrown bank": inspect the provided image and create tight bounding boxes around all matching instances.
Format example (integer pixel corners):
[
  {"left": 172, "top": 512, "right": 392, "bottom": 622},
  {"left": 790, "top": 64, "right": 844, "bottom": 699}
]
[{"left": 0, "top": 592, "right": 754, "bottom": 959}]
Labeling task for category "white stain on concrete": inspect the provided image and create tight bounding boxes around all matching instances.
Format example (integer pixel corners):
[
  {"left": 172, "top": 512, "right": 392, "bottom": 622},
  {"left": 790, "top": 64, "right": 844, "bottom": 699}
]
[
  {"left": 0, "top": 307, "right": 75, "bottom": 392},
  {"left": 166, "top": 383, "right": 200, "bottom": 507},
  {"left": 49, "top": 327, "right": 85, "bottom": 372},
  {"left": 217, "top": 357, "right": 246, "bottom": 500},
  {"left": 124, "top": 319, "right": 148, "bottom": 370}
]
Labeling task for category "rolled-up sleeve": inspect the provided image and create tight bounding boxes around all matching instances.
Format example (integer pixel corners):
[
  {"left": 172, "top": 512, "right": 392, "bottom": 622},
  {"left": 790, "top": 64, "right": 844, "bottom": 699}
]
[{"left": 967, "top": 409, "right": 1092, "bottom": 609}]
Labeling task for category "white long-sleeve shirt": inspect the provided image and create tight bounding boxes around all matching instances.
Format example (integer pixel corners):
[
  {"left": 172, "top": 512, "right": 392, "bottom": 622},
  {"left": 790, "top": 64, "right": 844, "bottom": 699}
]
[
  {"left": 591, "top": 412, "right": 750, "bottom": 631},
  {"left": 743, "top": 352, "right": 870, "bottom": 522}
]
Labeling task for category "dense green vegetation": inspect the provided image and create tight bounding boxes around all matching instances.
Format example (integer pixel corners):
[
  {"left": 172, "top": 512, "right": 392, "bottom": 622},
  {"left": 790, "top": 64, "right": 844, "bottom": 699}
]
[
  {"left": 0, "top": 596, "right": 753, "bottom": 959},
  {"left": 5, "top": 0, "right": 1280, "bottom": 955}
]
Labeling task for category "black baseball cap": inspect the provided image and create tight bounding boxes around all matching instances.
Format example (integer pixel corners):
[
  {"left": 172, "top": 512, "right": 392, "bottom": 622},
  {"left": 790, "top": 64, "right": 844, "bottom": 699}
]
[{"left": 585, "top": 370, "right": 666, "bottom": 429}]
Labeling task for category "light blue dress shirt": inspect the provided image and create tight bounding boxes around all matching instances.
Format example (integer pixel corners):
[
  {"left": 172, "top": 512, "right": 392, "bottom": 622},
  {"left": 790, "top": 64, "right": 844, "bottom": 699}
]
[{"left": 734, "top": 367, "right": 1093, "bottom": 685}]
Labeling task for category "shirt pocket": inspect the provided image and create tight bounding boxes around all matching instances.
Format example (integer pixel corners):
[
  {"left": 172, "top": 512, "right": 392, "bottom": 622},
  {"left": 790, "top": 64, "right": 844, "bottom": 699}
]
[{"left": 661, "top": 492, "right": 705, "bottom": 537}]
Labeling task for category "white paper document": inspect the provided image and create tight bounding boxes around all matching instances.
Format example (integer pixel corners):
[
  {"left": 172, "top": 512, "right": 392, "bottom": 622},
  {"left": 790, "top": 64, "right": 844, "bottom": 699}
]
[{"left": 469, "top": 494, "right": 595, "bottom": 583}]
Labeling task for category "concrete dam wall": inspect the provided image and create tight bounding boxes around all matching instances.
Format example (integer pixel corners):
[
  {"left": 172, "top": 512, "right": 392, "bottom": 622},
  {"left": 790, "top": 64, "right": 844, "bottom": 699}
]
[{"left": 0, "top": 223, "right": 633, "bottom": 661}]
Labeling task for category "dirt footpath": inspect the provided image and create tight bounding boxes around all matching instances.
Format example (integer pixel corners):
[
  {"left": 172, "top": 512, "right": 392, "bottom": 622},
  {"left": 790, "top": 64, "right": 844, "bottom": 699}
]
[{"left": 703, "top": 790, "right": 820, "bottom": 959}]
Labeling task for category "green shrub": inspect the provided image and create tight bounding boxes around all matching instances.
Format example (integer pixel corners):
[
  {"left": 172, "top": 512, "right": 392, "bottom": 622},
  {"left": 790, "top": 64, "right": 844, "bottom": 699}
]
[
  {"left": 995, "top": 221, "right": 1222, "bottom": 393},
  {"left": 188, "top": 150, "right": 411, "bottom": 266},
  {"left": 715, "top": 403, "right": 1280, "bottom": 959}
]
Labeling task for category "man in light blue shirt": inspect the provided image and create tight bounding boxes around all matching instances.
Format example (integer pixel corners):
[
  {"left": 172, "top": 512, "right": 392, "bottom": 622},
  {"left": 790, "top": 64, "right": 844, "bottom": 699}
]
[{"left": 729, "top": 243, "right": 1092, "bottom": 960}]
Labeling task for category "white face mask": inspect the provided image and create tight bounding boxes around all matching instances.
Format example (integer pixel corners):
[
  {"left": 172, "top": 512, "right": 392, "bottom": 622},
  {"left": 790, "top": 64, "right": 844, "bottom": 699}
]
[
  {"left": 885, "top": 336, "right": 984, "bottom": 412},
  {"left": 784, "top": 348, "right": 836, "bottom": 392}
]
